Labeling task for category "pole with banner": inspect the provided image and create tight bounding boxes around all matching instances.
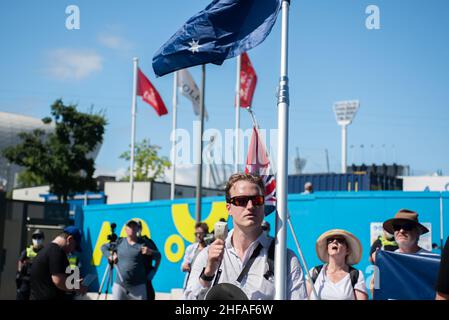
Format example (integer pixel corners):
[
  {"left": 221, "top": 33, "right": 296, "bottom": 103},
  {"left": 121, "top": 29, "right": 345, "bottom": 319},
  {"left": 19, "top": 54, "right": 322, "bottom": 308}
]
[
  {"left": 235, "top": 55, "right": 241, "bottom": 173},
  {"left": 195, "top": 65, "right": 206, "bottom": 223},
  {"left": 171, "top": 71, "right": 178, "bottom": 200},
  {"left": 129, "top": 57, "right": 138, "bottom": 203},
  {"left": 275, "top": 0, "right": 290, "bottom": 300}
]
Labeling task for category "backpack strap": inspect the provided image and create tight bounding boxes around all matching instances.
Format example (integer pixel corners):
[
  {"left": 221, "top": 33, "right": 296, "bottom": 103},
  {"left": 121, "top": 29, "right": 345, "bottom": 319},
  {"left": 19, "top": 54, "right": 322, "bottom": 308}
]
[
  {"left": 264, "top": 239, "right": 275, "bottom": 280},
  {"left": 236, "top": 243, "right": 263, "bottom": 283},
  {"left": 311, "top": 264, "right": 324, "bottom": 284},
  {"left": 348, "top": 266, "right": 359, "bottom": 288}
]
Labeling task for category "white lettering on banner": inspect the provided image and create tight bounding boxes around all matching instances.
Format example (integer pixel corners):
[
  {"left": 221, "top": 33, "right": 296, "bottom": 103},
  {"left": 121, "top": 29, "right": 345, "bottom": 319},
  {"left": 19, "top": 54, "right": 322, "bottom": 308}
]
[
  {"left": 65, "top": 266, "right": 80, "bottom": 289},
  {"left": 366, "top": 5, "right": 381, "bottom": 30},
  {"left": 65, "top": 5, "right": 80, "bottom": 30}
]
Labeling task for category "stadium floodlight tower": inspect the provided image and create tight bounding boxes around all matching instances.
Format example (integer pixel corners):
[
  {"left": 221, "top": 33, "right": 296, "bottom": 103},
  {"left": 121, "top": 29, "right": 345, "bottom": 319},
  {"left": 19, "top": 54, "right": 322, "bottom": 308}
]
[{"left": 333, "top": 100, "right": 360, "bottom": 174}]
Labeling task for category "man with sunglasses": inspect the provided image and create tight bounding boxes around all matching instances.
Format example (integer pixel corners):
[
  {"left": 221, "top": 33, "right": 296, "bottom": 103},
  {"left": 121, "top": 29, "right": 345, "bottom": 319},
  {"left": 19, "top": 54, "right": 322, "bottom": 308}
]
[
  {"left": 181, "top": 222, "right": 209, "bottom": 290},
  {"left": 16, "top": 229, "right": 45, "bottom": 300},
  {"left": 184, "top": 173, "right": 307, "bottom": 300},
  {"left": 382, "top": 209, "right": 431, "bottom": 254}
]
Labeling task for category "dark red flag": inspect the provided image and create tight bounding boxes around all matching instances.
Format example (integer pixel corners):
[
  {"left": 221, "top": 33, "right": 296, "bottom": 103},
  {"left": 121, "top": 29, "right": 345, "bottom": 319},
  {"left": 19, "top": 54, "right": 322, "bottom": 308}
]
[
  {"left": 136, "top": 68, "right": 168, "bottom": 116},
  {"left": 239, "top": 52, "right": 257, "bottom": 108}
]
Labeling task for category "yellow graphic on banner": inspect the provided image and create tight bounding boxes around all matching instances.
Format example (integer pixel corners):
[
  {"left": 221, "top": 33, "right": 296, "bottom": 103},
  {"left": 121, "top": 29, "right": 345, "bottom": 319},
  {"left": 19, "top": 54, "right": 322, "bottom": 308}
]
[
  {"left": 172, "top": 202, "right": 228, "bottom": 243},
  {"left": 91, "top": 221, "right": 112, "bottom": 266},
  {"left": 165, "top": 234, "right": 185, "bottom": 262}
]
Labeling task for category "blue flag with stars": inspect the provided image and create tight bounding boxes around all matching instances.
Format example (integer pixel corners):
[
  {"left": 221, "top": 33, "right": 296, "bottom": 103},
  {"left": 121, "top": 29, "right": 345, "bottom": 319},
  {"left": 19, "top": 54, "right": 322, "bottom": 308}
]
[{"left": 152, "top": 0, "right": 281, "bottom": 77}]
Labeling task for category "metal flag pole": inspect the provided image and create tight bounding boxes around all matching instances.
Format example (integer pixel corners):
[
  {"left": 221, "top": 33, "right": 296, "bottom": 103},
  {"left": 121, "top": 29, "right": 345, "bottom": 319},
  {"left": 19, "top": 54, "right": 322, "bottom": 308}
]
[
  {"left": 246, "top": 106, "right": 318, "bottom": 299},
  {"left": 440, "top": 192, "right": 444, "bottom": 252},
  {"left": 170, "top": 71, "right": 178, "bottom": 200},
  {"left": 195, "top": 65, "right": 206, "bottom": 223},
  {"left": 274, "top": 0, "right": 290, "bottom": 300},
  {"left": 234, "top": 55, "right": 242, "bottom": 173},
  {"left": 287, "top": 210, "right": 319, "bottom": 299},
  {"left": 129, "top": 57, "right": 138, "bottom": 203}
]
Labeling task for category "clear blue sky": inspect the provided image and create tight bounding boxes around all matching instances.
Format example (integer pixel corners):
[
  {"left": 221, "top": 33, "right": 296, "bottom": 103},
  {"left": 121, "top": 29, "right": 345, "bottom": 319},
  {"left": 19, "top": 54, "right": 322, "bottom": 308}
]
[{"left": 1, "top": 0, "right": 448, "bottom": 179}]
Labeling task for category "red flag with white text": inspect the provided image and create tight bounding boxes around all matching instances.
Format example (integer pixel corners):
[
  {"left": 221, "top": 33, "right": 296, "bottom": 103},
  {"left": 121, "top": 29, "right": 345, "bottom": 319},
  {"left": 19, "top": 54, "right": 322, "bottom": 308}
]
[
  {"left": 137, "top": 68, "right": 168, "bottom": 116},
  {"left": 239, "top": 52, "right": 257, "bottom": 108}
]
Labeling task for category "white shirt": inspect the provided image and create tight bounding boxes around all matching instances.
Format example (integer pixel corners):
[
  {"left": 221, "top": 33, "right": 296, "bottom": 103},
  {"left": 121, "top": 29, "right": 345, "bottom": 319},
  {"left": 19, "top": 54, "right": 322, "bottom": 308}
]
[
  {"left": 307, "top": 264, "right": 367, "bottom": 300},
  {"left": 184, "top": 229, "right": 307, "bottom": 300},
  {"left": 181, "top": 242, "right": 203, "bottom": 270}
]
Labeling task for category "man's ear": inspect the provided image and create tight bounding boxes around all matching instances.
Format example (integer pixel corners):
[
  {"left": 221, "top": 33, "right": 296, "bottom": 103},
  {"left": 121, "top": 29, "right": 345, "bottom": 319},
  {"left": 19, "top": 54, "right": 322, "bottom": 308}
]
[{"left": 226, "top": 203, "right": 232, "bottom": 216}]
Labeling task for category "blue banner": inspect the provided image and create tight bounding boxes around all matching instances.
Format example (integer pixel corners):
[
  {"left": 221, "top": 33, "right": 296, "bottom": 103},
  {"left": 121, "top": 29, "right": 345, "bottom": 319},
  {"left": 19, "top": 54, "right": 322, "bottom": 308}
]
[
  {"left": 374, "top": 250, "right": 441, "bottom": 300},
  {"left": 152, "top": 0, "right": 281, "bottom": 76}
]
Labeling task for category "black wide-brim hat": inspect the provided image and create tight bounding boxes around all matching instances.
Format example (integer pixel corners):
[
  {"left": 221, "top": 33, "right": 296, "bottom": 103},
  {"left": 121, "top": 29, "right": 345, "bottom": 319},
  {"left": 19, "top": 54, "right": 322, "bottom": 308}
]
[{"left": 204, "top": 283, "right": 248, "bottom": 300}]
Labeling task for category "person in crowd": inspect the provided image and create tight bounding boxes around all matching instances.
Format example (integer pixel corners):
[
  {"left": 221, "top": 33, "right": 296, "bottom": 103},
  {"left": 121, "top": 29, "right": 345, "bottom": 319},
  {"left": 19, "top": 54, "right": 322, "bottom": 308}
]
[
  {"left": 261, "top": 221, "right": 270, "bottom": 236},
  {"left": 306, "top": 229, "right": 368, "bottom": 300},
  {"left": 16, "top": 229, "right": 45, "bottom": 300},
  {"left": 184, "top": 173, "right": 307, "bottom": 300},
  {"left": 30, "top": 226, "right": 87, "bottom": 300},
  {"left": 135, "top": 220, "right": 161, "bottom": 300},
  {"left": 302, "top": 182, "right": 314, "bottom": 194},
  {"left": 382, "top": 209, "right": 431, "bottom": 255},
  {"left": 369, "top": 229, "right": 399, "bottom": 264},
  {"left": 101, "top": 219, "right": 161, "bottom": 300},
  {"left": 435, "top": 236, "right": 449, "bottom": 300},
  {"left": 181, "top": 222, "right": 209, "bottom": 290}
]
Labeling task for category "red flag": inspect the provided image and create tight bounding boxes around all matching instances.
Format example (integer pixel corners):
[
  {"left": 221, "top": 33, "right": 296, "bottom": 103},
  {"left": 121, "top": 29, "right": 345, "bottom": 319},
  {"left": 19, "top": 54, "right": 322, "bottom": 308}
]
[
  {"left": 136, "top": 68, "right": 168, "bottom": 116},
  {"left": 245, "top": 126, "right": 276, "bottom": 215},
  {"left": 239, "top": 52, "right": 257, "bottom": 108}
]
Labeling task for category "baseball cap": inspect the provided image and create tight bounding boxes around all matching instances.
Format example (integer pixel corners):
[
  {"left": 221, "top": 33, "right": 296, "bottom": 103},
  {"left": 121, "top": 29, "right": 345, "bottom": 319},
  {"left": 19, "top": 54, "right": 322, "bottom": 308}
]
[{"left": 63, "top": 226, "right": 83, "bottom": 252}]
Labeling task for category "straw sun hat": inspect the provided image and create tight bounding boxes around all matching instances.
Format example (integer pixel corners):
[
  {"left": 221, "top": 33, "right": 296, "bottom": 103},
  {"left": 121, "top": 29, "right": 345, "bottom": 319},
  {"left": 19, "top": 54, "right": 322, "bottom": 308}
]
[{"left": 316, "top": 229, "right": 362, "bottom": 265}]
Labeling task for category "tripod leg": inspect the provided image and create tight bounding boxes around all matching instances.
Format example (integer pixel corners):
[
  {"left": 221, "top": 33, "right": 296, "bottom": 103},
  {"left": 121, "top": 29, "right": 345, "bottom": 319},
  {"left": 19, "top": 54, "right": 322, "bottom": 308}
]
[
  {"left": 97, "top": 264, "right": 110, "bottom": 299},
  {"left": 287, "top": 212, "right": 320, "bottom": 300}
]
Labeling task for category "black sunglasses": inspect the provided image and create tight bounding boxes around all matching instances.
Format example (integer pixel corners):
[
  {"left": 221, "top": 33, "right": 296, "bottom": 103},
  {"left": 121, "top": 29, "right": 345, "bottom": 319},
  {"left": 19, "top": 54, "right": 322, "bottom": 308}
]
[
  {"left": 327, "top": 237, "right": 347, "bottom": 245},
  {"left": 194, "top": 232, "right": 205, "bottom": 236},
  {"left": 227, "top": 195, "right": 265, "bottom": 207},
  {"left": 393, "top": 223, "right": 415, "bottom": 232}
]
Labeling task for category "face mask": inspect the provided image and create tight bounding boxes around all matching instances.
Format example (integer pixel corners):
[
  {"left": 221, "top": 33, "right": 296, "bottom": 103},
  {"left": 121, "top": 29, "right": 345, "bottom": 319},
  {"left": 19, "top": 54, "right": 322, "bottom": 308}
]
[{"left": 32, "top": 239, "right": 43, "bottom": 247}]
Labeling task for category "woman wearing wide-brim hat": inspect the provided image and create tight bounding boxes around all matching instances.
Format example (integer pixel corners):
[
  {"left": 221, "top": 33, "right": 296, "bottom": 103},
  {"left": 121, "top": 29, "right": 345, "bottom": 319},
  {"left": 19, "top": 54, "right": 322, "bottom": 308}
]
[{"left": 306, "top": 229, "right": 368, "bottom": 300}]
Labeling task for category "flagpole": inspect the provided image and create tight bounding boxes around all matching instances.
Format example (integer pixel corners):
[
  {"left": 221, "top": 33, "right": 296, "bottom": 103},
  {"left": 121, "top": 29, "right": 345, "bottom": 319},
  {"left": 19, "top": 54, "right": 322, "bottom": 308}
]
[
  {"left": 195, "top": 65, "right": 206, "bottom": 223},
  {"left": 129, "top": 57, "right": 138, "bottom": 203},
  {"left": 171, "top": 71, "right": 178, "bottom": 200},
  {"left": 234, "top": 55, "right": 242, "bottom": 173},
  {"left": 275, "top": 0, "right": 290, "bottom": 300}
]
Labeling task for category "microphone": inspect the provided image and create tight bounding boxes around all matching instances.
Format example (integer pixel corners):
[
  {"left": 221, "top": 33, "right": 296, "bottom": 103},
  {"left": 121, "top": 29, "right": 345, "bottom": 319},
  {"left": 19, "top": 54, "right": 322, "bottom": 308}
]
[
  {"left": 214, "top": 221, "right": 228, "bottom": 241},
  {"left": 212, "top": 221, "right": 228, "bottom": 286}
]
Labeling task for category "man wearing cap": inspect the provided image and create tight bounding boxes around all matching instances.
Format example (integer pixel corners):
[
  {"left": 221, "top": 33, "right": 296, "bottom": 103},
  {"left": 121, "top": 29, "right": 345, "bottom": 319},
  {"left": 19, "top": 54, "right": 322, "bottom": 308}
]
[
  {"left": 101, "top": 219, "right": 161, "bottom": 300},
  {"left": 30, "top": 226, "right": 87, "bottom": 300},
  {"left": 16, "top": 229, "right": 45, "bottom": 300},
  {"left": 184, "top": 173, "right": 307, "bottom": 300},
  {"left": 382, "top": 209, "right": 431, "bottom": 255}
]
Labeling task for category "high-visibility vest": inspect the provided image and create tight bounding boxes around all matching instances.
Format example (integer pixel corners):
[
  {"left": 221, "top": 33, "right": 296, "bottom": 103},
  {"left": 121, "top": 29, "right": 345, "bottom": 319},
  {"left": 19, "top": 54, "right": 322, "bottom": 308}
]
[
  {"left": 25, "top": 246, "right": 38, "bottom": 260},
  {"left": 378, "top": 235, "right": 398, "bottom": 248},
  {"left": 68, "top": 256, "right": 79, "bottom": 270}
]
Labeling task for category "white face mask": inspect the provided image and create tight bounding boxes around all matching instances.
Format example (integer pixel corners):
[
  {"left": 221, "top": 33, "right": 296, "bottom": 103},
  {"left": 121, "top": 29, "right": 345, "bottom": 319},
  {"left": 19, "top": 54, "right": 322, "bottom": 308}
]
[{"left": 32, "top": 239, "right": 43, "bottom": 247}]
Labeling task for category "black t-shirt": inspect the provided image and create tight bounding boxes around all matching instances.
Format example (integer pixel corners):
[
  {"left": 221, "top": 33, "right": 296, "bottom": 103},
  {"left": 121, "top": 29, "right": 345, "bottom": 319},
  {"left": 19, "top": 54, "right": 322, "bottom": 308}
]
[
  {"left": 30, "top": 243, "right": 70, "bottom": 300},
  {"left": 436, "top": 237, "right": 449, "bottom": 295}
]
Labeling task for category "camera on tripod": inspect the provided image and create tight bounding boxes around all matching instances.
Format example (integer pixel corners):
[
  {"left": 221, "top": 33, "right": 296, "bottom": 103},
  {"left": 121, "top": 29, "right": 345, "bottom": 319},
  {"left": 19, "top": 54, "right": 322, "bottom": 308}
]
[{"left": 107, "top": 223, "right": 118, "bottom": 252}]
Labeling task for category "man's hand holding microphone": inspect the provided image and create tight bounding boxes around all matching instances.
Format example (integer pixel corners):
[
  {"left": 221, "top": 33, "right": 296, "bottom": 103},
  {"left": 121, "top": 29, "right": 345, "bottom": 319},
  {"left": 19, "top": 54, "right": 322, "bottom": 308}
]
[{"left": 200, "top": 221, "right": 228, "bottom": 287}]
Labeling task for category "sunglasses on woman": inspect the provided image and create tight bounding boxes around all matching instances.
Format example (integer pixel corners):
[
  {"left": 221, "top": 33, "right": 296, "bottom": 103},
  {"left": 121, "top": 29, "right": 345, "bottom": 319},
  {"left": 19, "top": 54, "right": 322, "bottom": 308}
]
[
  {"left": 227, "top": 195, "right": 265, "bottom": 207},
  {"left": 327, "top": 237, "right": 347, "bottom": 245}
]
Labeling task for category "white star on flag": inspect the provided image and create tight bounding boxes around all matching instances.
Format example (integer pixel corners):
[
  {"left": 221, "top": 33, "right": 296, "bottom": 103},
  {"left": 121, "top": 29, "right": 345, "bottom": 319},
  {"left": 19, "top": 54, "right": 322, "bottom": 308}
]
[{"left": 188, "top": 39, "right": 201, "bottom": 53}]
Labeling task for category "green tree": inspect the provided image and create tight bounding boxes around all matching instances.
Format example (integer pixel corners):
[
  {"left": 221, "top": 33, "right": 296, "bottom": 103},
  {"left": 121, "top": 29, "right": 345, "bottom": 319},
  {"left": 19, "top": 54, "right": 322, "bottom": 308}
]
[
  {"left": 120, "top": 139, "right": 171, "bottom": 182},
  {"left": 16, "top": 170, "right": 47, "bottom": 188},
  {"left": 2, "top": 99, "right": 107, "bottom": 202}
]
